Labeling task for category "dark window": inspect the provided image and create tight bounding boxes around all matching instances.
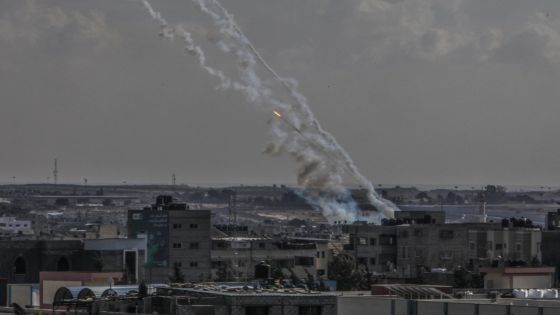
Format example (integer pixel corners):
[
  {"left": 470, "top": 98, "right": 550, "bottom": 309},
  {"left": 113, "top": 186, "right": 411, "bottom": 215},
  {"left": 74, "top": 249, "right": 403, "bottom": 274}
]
[
  {"left": 495, "top": 244, "right": 503, "bottom": 250},
  {"left": 400, "top": 231, "right": 409, "bottom": 238},
  {"left": 190, "top": 223, "right": 198, "bottom": 229},
  {"left": 172, "top": 243, "right": 182, "bottom": 249},
  {"left": 174, "top": 262, "right": 182, "bottom": 268},
  {"left": 259, "top": 242, "right": 265, "bottom": 249},
  {"left": 299, "top": 306, "right": 322, "bottom": 315},
  {"left": 57, "top": 256, "right": 70, "bottom": 271},
  {"left": 321, "top": 251, "right": 325, "bottom": 258},
  {"left": 173, "top": 223, "right": 182, "bottom": 229},
  {"left": 14, "top": 257, "right": 26, "bottom": 275},
  {"left": 189, "top": 242, "right": 199, "bottom": 249},
  {"left": 317, "top": 269, "right": 325, "bottom": 276},
  {"left": 357, "top": 257, "right": 367, "bottom": 265},
  {"left": 370, "top": 258, "right": 376, "bottom": 265},
  {"left": 295, "top": 256, "right": 314, "bottom": 266},
  {"left": 370, "top": 238, "right": 376, "bottom": 246},
  {"left": 189, "top": 261, "right": 198, "bottom": 267},
  {"left": 246, "top": 306, "right": 269, "bottom": 315},
  {"left": 439, "top": 230, "right": 454, "bottom": 239}
]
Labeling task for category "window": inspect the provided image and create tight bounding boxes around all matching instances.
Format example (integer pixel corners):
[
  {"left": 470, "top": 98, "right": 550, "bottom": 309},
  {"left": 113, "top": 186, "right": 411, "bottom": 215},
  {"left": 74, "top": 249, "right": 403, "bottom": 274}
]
[
  {"left": 400, "top": 230, "right": 409, "bottom": 238},
  {"left": 439, "top": 230, "right": 454, "bottom": 239},
  {"left": 359, "top": 237, "right": 368, "bottom": 245},
  {"left": 189, "top": 223, "right": 198, "bottom": 229},
  {"left": 132, "top": 213, "right": 143, "bottom": 220},
  {"left": 495, "top": 244, "right": 502, "bottom": 250},
  {"left": 299, "top": 306, "right": 321, "bottom": 315},
  {"left": 189, "top": 242, "right": 199, "bottom": 249},
  {"left": 14, "top": 257, "right": 26, "bottom": 275},
  {"left": 321, "top": 251, "right": 325, "bottom": 258},
  {"left": 172, "top": 243, "right": 182, "bottom": 249},
  {"left": 317, "top": 269, "right": 325, "bottom": 276},
  {"left": 57, "top": 257, "right": 70, "bottom": 271},
  {"left": 173, "top": 223, "right": 182, "bottom": 229},
  {"left": 516, "top": 243, "right": 521, "bottom": 251},
  {"left": 357, "top": 257, "right": 367, "bottom": 265},
  {"left": 370, "top": 257, "right": 376, "bottom": 265},
  {"left": 370, "top": 238, "right": 376, "bottom": 246},
  {"left": 259, "top": 242, "right": 265, "bottom": 249},
  {"left": 189, "top": 261, "right": 198, "bottom": 267},
  {"left": 316, "top": 251, "right": 320, "bottom": 258},
  {"left": 469, "top": 242, "right": 475, "bottom": 250},
  {"left": 246, "top": 306, "right": 269, "bottom": 315},
  {"left": 174, "top": 262, "right": 182, "bottom": 268}
]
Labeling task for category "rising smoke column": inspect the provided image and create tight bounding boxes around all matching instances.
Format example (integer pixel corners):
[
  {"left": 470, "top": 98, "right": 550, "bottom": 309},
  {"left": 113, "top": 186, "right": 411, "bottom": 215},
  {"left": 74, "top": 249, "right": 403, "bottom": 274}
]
[{"left": 141, "top": 0, "right": 399, "bottom": 222}]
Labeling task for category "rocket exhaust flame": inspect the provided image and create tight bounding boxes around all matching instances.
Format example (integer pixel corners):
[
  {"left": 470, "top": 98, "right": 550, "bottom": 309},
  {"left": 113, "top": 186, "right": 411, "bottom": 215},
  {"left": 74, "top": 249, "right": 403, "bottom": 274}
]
[{"left": 140, "top": 0, "right": 399, "bottom": 222}]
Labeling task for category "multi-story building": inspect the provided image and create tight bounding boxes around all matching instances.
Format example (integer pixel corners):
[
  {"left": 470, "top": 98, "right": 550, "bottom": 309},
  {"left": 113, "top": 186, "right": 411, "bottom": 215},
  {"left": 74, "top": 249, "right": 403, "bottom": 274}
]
[
  {"left": 128, "top": 195, "right": 211, "bottom": 283},
  {"left": 342, "top": 224, "right": 397, "bottom": 274},
  {"left": 0, "top": 217, "right": 33, "bottom": 236},
  {"left": 210, "top": 237, "right": 324, "bottom": 281},
  {"left": 343, "top": 213, "right": 543, "bottom": 279}
]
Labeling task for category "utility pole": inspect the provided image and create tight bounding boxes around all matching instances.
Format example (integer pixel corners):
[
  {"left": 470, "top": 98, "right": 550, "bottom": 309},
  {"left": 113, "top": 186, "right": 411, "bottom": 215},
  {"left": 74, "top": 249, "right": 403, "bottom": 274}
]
[
  {"left": 53, "top": 159, "right": 58, "bottom": 185},
  {"left": 172, "top": 173, "right": 176, "bottom": 186}
]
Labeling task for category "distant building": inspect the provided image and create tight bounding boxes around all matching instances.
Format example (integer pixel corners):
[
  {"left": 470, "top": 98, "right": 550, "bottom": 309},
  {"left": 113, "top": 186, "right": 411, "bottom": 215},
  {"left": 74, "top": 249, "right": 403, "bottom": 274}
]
[
  {"left": 128, "top": 195, "right": 212, "bottom": 283},
  {"left": 394, "top": 210, "right": 446, "bottom": 224},
  {"left": 0, "top": 217, "right": 33, "bottom": 236}
]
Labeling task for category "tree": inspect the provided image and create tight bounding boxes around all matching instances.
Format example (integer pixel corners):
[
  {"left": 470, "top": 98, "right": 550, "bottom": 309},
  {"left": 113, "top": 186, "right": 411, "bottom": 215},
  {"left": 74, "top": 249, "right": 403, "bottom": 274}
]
[
  {"left": 328, "top": 253, "right": 364, "bottom": 291},
  {"left": 169, "top": 263, "right": 185, "bottom": 283}
]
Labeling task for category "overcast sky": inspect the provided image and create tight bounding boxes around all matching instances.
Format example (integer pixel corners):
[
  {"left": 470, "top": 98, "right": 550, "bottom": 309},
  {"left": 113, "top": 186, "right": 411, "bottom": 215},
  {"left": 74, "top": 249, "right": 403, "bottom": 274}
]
[{"left": 1, "top": 0, "right": 560, "bottom": 187}]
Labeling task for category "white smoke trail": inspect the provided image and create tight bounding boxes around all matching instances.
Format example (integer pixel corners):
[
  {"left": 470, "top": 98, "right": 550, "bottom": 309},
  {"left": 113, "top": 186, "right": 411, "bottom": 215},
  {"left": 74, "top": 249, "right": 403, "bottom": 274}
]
[{"left": 140, "top": 0, "right": 399, "bottom": 222}]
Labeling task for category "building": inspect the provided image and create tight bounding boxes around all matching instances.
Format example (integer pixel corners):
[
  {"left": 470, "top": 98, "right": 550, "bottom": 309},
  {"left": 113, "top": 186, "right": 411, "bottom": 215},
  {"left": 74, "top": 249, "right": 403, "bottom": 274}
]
[
  {"left": 342, "top": 224, "right": 397, "bottom": 274},
  {"left": 128, "top": 195, "right": 212, "bottom": 283},
  {"left": 0, "top": 217, "right": 33, "bottom": 236},
  {"left": 479, "top": 267, "right": 555, "bottom": 289},
  {"left": 146, "top": 284, "right": 337, "bottom": 315},
  {"left": 211, "top": 237, "right": 325, "bottom": 281},
  {"left": 0, "top": 239, "right": 145, "bottom": 287},
  {"left": 342, "top": 216, "right": 543, "bottom": 279}
]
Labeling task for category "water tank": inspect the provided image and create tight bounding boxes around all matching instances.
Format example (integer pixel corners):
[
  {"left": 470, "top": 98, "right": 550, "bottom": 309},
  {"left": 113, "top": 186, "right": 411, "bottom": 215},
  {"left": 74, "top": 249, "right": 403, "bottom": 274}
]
[
  {"left": 254, "top": 261, "right": 271, "bottom": 280},
  {"left": 156, "top": 195, "right": 173, "bottom": 206}
]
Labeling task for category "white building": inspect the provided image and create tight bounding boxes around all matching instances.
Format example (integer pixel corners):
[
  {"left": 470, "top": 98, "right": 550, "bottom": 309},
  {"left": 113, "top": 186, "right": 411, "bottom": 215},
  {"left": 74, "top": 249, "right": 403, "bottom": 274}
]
[{"left": 0, "top": 217, "right": 33, "bottom": 236}]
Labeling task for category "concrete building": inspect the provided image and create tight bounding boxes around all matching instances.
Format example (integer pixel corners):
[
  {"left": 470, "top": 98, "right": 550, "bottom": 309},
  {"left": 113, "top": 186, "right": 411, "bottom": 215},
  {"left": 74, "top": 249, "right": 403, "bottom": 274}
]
[
  {"left": 0, "top": 239, "right": 145, "bottom": 288},
  {"left": 343, "top": 217, "right": 543, "bottom": 279},
  {"left": 342, "top": 224, "right": 397, "bottom": 274},
  {"left": 0, "top": 217, "right": 32, "bottom": 236},
  {"left": 480, "top": 267, "right": 555, "bottom": 289},
  {"left": 128, "top": 195, "right": 212, "bottom": 283},
  {"left": 211, "top": 237, "right": 325, "bottom": 281},
  {"left": 541, "top": 230, "right": 560, "bottom": 285}
]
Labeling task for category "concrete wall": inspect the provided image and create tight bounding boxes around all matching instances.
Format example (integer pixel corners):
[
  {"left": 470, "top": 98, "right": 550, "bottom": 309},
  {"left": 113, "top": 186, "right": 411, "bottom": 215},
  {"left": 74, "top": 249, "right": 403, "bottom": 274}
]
[
  {"left": 512, "top": 275, "right": 552, "bottom": 289},
  {"left": 336, "top": 296, "right": 560, "bottom": 315}
]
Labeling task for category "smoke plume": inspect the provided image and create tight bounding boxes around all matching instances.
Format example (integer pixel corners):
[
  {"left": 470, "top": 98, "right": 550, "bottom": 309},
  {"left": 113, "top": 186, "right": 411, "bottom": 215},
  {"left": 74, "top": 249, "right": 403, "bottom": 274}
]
[{"left": 141, "top": 0, "right": 399, "bottom": 222}]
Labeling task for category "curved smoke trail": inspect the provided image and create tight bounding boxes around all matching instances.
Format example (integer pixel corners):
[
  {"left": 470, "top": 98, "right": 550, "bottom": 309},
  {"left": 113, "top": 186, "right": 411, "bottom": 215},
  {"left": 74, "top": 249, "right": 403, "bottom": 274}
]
[{"left": 141, "top": 0, "right": 399, "bottom": 222}]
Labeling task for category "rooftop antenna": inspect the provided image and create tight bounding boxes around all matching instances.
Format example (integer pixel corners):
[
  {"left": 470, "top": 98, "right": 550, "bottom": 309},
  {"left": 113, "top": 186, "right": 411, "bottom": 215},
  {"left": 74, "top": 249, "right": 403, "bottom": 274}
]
[
  {"left": 83, "top": 178, "right": 88, "bottom": 186},
  {"left": 172, "top": 173, "right": 176, "bottom": 186},
  {"left": 12, "top": 176, "right": 16, "bottom": 185},
  {"left": 53, "top": 159, "right": 58, "bottom": 185}
]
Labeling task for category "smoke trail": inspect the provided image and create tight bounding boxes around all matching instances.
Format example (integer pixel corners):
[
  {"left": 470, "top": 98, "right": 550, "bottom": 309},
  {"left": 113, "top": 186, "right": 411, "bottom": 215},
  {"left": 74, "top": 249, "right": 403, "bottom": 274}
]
[{"left": 140, "top": 0, "right": 399, "bottom": 222}]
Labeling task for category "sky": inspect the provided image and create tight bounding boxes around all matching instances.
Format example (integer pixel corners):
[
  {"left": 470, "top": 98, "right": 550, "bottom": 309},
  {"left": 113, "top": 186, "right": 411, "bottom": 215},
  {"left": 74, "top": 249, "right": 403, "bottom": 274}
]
[{"left": 1, "top": 0, "right": 560, "bottom": 187}]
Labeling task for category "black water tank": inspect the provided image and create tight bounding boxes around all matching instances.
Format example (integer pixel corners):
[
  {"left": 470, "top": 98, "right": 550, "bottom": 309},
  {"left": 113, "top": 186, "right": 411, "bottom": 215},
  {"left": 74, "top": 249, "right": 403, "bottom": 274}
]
[
  {"left": 156, "top": 195, "right": 173, "bottom": 206},
  {"left": 254, "top": 261, "right": 271, "bottom": 279}
]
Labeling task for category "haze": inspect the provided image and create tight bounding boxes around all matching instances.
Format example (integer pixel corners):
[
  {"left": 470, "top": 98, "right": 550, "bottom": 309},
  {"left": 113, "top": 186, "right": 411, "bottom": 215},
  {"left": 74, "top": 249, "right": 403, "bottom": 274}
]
[{"left": 1, "top": 0, "right": 560, "bottom": 187}]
